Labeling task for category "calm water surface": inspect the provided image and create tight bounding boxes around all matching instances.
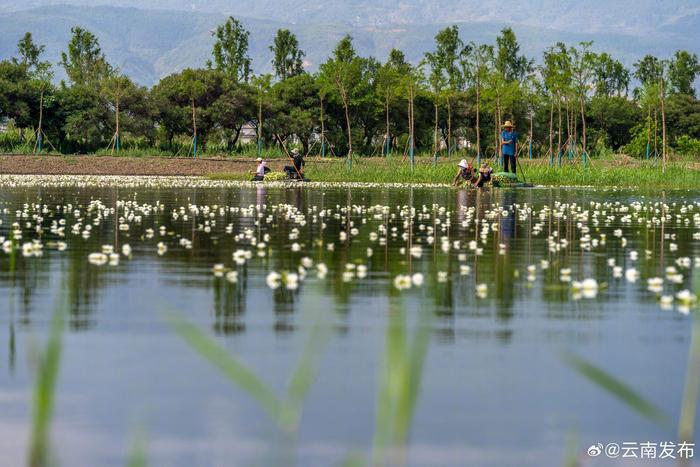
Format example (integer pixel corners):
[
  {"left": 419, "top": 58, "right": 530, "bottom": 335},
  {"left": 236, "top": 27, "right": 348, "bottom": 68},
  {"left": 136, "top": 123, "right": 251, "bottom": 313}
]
[{"left": 1, "top": 180, "right": 699, "bottom": 466}]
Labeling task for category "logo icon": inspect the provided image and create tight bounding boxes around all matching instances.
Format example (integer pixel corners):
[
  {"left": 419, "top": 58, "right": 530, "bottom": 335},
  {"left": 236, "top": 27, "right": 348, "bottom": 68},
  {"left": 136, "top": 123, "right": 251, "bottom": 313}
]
[
  {"left": 605, "top": 443, "right": 621, "bottom": 458},
  {"left": 588, "top": 443, "right": 603, "bottom": 457}
]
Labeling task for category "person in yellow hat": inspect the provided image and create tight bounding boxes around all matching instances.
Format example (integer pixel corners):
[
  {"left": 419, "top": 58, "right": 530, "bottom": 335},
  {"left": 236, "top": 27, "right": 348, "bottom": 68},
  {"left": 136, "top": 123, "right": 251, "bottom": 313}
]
[{"left": 501, "top": 120, "right": 518, "bottom": 174}]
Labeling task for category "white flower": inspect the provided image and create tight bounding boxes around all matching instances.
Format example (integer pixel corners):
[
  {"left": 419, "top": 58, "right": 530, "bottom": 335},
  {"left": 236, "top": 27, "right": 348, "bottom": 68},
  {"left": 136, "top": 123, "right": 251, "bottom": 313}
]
[
  {"left": 357, "top": 264, "right": 368, "bottom": 279},
  {"left": 285, "top": 273, "right": 299, "bottom": 290},
  {"left": 301, "top": 257, "right": 313, "bottom": 268},
  {"left": 88, "top": 252, "right": 108, "bottom": 266},
  {"left": 676, "top": 290, "right": 697, "bottom": 305},
  {"left": 157, "top": 242, "right": 167, "bottom": 256},
  {"left": 266, "top": 271, "right": 282, "bottom": 289},
  {"left": 226, "top": 271, "right": 238, "bottom": 283},
  {"left": 625, "top": 268, "right": 639, "bottom": 283},
  {"left": 122, "top": 244, "right": 132, "bottom": 256},
  {"left": 393, "top": 275, "right": 412, "bottom": 290},
  {"left": 437, "top": 271, "right": 448, "bottom": 283},
  {"left": 411, "top": 273, "right": 424, "bottom": 286},
  {"left": 476, "top": 283, "right": 488, "bottom": 298},
  {"left": 410, "top": 245, "right": 422, "bottom": 258}
]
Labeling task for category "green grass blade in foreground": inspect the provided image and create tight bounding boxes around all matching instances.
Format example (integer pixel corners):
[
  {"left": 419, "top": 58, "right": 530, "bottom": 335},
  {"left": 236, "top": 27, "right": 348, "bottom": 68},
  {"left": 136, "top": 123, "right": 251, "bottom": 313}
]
[
  {"left": 678, "top": 316, "right": 700, "bottom": 443},
  {"left": 373, "top": 300, "right": 432, "bottom": 465},
  {"left": 29, "top": 300, "right": 65, "bottom": 467},
  {"left": 166, "top": 314, "right": 285, "bottom": 426},
  {"left": 285, "top": 318, "right": 331, "bottom": 426},
  {"left": 562, "top": 352, "right": 668, "bottom": 424},
  {"left": 126, "top": 430, "right": 148, "bottom": 467},
  {"left": 373, "top": 309, "right": 407, "bottom": 458},
  {"left": 394, "top": 309, "right": 432, "bottom": 443}
]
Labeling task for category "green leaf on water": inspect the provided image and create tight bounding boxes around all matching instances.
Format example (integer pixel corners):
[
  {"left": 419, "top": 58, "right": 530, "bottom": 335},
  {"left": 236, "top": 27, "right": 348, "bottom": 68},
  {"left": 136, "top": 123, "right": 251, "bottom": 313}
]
[
  {"left": 562, "top": 352, "right": 668, "bottom": 424},
  {"left": 166, "top": 314, "right": 285, "bottom": 426}
]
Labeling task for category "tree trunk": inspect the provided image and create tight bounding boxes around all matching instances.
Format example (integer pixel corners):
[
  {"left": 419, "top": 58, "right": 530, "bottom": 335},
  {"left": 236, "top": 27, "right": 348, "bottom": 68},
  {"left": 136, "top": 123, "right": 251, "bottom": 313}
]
[
  {"left": 258, "top": 95, "right": 263, "bottom": 150},
  {"left": 434, "top": 102, "right": 439, "bottom": 156},
  {"left": 476, "top": 78, "right": 481, "bottom": 162},
  {"left": 114, "top": 99, "right": 120, "bottom": 154},
  {"left": 446, "top": 94, "right": 452, "bottom": 157},
  {"left": 496, "top": 94, "right": 502, "bottom": 159},
  {"left": 320, "top": 95, "right": 326, "bottom": 157},
  {"left": 660, "top": 76, "right": 667, "bottom": 174},
  {"left": 340, "top": 87, "right": 353, "bottom": 159},
  {"left": 646, "top": 105, "right": 651, "bottom": 159},
  {"left": 36, "top": 90, "right": 44, "bottom": 153},
  {"left": 529, "top": 110, "right": 533, "bottom": 159},
  {"left": 557, "top": 94, "right": 562, "bottom": 163},
  {"left": 654, "top": 108, "right": 658, "bottom": 159},
  {"left": 579, "top": 93, "right": 587, "bottom": 158},
  {"left": 548, "top": 99, "right": 554, "bottom": 162},
  {"left": 385, "top": 94, "right": 390, "bottom": 157}
]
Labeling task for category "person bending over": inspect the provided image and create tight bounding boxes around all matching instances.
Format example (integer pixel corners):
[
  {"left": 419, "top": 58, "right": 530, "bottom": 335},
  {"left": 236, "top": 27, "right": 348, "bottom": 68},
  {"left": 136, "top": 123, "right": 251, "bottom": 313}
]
[
  {"left": 453, "top": 159, "right": 474, "bottom": 186},
  {"left": 474, "top": 162, "right": 493, "bottom": 188}
]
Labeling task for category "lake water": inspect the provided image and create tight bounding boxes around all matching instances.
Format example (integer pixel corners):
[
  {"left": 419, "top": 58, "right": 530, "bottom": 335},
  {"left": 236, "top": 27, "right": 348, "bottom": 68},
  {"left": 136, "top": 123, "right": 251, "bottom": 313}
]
[{"left": 0, "top": 176, "right": 699, "bottom": 467}]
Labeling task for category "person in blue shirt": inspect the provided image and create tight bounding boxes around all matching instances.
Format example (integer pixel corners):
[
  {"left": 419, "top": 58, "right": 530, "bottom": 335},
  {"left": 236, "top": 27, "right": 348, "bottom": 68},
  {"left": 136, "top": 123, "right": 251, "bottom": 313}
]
[{"left": 501, "top": 120, "right": 518, "bottom": 174}]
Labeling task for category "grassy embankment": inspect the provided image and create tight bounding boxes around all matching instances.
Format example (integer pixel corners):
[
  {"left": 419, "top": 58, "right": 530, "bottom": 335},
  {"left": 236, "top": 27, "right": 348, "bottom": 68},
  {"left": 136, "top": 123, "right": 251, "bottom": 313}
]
[{"left": 209, "top": 154, "right": 700, "bottom": 189}]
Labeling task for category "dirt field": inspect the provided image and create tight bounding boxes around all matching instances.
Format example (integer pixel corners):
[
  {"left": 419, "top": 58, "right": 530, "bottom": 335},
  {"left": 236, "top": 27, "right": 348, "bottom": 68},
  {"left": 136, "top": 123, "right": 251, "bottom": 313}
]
[{"left": 0, "top": 155, "right": 298, "bottom": 176}]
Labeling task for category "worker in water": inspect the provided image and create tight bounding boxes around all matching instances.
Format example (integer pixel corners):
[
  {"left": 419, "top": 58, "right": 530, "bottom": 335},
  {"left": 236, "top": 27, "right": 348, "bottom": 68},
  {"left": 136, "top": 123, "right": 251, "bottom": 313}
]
[
  {"left": 501, "top": 120, "right": 518, "bottom": 174},
  {"left": 453, "top": 159, "right": 474, "bottom": 186},
  {"left": 284, "top": 148, "right": 305, "bottom": 179},
  {"left": 251, "top": 158, "right": 268, "bottom": 181},
  {"left": 474, "top": 161, "right": 493, "bottom": 188}
]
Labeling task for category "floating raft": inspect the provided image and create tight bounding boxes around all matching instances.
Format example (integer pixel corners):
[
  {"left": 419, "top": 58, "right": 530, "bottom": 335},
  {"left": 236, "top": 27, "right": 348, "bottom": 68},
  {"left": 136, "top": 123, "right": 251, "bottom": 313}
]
[{"left": 491, "top": 172, "right": 534, "bottom": 188}]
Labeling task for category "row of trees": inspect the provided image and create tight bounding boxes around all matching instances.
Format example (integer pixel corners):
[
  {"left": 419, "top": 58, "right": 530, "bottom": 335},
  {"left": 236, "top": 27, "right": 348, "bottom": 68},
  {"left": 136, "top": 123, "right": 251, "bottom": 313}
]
[{"left": 1, "top": 18, "right": 699, "bottom": 164}]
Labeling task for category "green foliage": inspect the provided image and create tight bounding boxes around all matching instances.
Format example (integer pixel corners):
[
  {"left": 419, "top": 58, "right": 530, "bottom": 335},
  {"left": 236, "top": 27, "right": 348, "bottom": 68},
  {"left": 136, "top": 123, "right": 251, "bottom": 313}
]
[
  {"left": 210, "top": 17, "right": 252, "bottom": 84},
  {"left": 60, "top": 27, "right": 111, "bottom": 87},
  {"left": 594, "top": 52, "right": 630, "bottom": 97},
  {"left": 668, "top": 50, "right": 700, "bottom": 97},
  {"left": 675, "top": 135, "right": 700, "bottom": 156},
  {"left": 269, "top": 29, "right": 305, "bottom": 81},
  {"left": 1, "top": 20, "right": 699, "bottom": 161}
]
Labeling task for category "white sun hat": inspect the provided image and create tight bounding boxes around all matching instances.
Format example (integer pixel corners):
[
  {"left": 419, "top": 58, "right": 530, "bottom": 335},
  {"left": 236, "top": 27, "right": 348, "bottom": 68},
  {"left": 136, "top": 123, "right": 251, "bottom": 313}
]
[{"left": 458, "top": 159, "right": 468, "bottom": 168}]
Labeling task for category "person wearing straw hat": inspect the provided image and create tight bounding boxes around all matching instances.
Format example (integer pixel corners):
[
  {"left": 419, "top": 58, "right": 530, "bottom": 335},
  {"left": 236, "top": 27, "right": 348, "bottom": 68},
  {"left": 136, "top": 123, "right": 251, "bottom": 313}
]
[
  {"left": 284, "top": 148, "right": 305, "bottom": 180},
  {"left": 501, "top": 120, "right": 518, "bottom": 174},
  {"left": 452, "top": 159, "right": 474, "bottom": 186}
]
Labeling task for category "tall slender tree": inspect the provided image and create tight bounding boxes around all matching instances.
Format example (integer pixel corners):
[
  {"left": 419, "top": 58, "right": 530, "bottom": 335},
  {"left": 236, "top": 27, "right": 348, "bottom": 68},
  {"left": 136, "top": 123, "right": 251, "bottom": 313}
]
[
  {"left": 210, "top": 17, "right": 252, "bottom": 83},
  {"left": 60, "top": 27, "right": 111, "bottom": 87},
  {"left": 270, "top": 29, "right": 305, "bottom": 81}
]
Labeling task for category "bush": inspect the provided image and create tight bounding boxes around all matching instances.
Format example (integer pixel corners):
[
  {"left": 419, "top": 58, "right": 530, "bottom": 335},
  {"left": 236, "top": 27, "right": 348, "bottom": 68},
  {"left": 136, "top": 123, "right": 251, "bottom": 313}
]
[
  {"left": 675, "top": 135, "right": 700, "bottom": 156},
  {"left": 623, "top": 124, "right": 650, "bottom": 158}
]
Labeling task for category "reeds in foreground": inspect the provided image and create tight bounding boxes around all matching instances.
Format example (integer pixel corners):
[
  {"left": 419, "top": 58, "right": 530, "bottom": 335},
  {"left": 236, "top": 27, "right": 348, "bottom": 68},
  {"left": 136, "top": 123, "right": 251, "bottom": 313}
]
[{"left": 28, "top": 299, "right": 65, "bottom": 467}]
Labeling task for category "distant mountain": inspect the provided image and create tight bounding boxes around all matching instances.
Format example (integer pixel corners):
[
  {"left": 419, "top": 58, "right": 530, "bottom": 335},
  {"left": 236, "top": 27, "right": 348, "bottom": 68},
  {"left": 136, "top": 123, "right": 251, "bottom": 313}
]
[
  {"left": 2, "top": 0, "right": 700, "bottom": 36},
  {"left": 0, "top": 5, "right": 697, "bottom": 86}
]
